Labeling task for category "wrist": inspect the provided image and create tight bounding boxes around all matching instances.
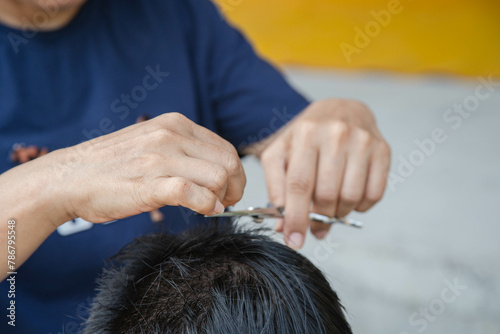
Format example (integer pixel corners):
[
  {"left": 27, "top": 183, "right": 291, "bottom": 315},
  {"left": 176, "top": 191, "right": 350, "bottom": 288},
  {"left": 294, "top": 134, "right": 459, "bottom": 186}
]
[
  {"left": 40, "top": 147, "right": 80, "bottom": 226},
  {"left": 14, "top": 148, "right": 77, "bottom": 228}
]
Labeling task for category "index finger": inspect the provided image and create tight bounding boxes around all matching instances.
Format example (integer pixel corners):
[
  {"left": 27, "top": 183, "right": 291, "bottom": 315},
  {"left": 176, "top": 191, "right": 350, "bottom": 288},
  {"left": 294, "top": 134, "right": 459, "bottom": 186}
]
[
  {"left": 283, "top": 129, "right": 318, "bottom": 249},
  {"left": 154, "top": 113, "right": 238, "bottom": 154}
]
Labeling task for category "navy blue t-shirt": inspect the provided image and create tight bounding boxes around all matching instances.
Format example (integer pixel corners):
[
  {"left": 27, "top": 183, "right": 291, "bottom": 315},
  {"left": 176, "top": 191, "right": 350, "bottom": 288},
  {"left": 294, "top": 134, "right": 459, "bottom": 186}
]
[{"left": 0, "top": 0, "right": 309, "bottom": 332}]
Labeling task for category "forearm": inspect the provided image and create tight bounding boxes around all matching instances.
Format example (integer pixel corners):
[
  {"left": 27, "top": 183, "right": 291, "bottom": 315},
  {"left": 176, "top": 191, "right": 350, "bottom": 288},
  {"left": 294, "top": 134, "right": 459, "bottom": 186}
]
[{"left": 0, "top": 149, "right": 71, "bottom": 280}]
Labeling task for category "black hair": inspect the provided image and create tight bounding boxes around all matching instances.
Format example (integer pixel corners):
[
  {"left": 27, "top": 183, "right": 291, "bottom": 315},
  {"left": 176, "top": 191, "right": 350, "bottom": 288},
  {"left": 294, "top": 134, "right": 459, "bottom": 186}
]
[{"left": 82, "top": 220, "right": 352, "bottom": 334}]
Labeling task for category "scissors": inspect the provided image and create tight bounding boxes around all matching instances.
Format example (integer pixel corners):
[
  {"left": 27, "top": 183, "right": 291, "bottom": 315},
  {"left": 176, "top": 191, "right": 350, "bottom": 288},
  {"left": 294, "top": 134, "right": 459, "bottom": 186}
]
[{"left": 205, "top": 205, "right": 363, "bottom": 228}]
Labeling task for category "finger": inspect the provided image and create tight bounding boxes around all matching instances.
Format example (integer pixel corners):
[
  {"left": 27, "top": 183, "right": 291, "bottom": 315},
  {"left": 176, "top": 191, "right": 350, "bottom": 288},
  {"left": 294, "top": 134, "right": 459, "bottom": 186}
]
[
  {"left": 283, "top": 127, "right": 319, "bottom": 249},
  {"left": 310, "top": 140, "right": 347, "bottom": 239},
  {"left": 309, "top": 221, "right": 331, "bottom": 240},
  {"left": 26, "top": 146, "right": 39, "bottom": 160},
  {"left": 17, "top": 149, "right": 30, "bottom": 163},
  {"left": 180, "top": 138, "right": 246, "bottom": 206},
  {"left": 157, "top": 114, "right": 245, "bottom": 206},
  {"left": 337, "top": 143, "right": 371, "bottom": 218},
  {"left": 261, "top": 139, "right": 288, "bottom": 208},
  {"left": 132, "top": 113, "right": 235, "bottom": 155},
  {"left": 165, "top": 156, "right": 230, "bottom": 205},
  {"left": 150, "top": 176, "right": 224, "bottom": 215},
  {"left": 274, "top": 218, "right": 284, "bottom": 232},
  {"left": 188, "top": 121, "right": 237, "bottom": 154},
  {"left": 261, "top": 141, "right": 287, "bottom": 233},
  {"left": 356, "top": 142, "right": 391, "bottom": 212},
  {"left": 157, "top": 113, "right": 237, "bottom": 154}
]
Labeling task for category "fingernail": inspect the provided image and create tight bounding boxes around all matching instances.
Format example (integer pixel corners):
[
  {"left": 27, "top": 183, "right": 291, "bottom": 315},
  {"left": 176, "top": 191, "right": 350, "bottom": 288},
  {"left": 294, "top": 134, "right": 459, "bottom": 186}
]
[
  {"left": 288, "top": 232, "right": 304, "bottom": 249},
  {"left": 314, "top": 230, "right": 329, "bottom": 240},
  {"left": 212, "top": 200, "right": 225, "bottom": 215}
]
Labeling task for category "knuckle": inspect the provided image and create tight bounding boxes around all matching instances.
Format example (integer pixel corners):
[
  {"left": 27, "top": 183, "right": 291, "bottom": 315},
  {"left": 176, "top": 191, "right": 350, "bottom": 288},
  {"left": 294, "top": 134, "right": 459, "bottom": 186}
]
[
  {"left": 355, "top": 129, "right": 373, "bottom": 148},
  {"left": 225, "top": 154, "right": 241, "bottom": 176},
  {"left": 340, "top": 190, "right": 362, "bottom": 205},
  {"left": 260, "top": 148, "right": 273, "bottom": 164},
  {"left": 379, "top": 140, "right": 392, "bottom": 159},
  {"left": 217, "top": 137, "right": 237, "bottom": 155},
  {"left": 297, "top": 120, "right": 317, "bottom": 137},
  {"left": 151, "top": 128, "right": 175, "bottom": 142},
  {"left": 331, "top": 121, "right": 350, "bottom": 138},
  {"left": 227, "top": 142, "right": 239, "bottom": 155},
  {"left": 314, "top": 189, "right": 338, "bottom": 206},
  {"left": 366, "top": 189, "right": 384, "bottom": 203},
  {"left": 159, "top": 112, "right": 188, "bottom": 129},
  {"left": 170, "top": 178, "right": 191, "bottom": 200},
  {"left": 260, "top": 146, "right": 281, "bottom": 167},
  {"left": 165, "top": 112, "right": 186, "bottom": 122},
  {"left": 211, "top": 165, "right": 229, "bottom": 191},
  {"left": 223, "top": 144, "right": 237, "bottom": 156},
  {"left": 328, "top": 122, "right": 351, "bottom": 146},
  {"left": 287, "top": 177, "right": 311, "bottom": 194}
]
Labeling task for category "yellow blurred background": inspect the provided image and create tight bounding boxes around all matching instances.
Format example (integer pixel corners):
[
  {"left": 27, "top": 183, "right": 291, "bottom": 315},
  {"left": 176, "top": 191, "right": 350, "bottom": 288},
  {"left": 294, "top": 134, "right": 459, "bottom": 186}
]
[{"left": 214, "top": 0, "right": 500, "bottom": 77}]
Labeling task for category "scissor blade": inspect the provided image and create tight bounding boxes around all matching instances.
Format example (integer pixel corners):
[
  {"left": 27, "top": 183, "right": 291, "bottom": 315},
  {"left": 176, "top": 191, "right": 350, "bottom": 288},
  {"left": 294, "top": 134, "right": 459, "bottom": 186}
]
[
  {"left": 206, "top": 210, "right": 257, "bottom": 217},
  {"left": 205, "top": 206, "right": 363, "bottom": 229},
  {"left": 205, "top": 206, "right": 283, "bottom": 219}
]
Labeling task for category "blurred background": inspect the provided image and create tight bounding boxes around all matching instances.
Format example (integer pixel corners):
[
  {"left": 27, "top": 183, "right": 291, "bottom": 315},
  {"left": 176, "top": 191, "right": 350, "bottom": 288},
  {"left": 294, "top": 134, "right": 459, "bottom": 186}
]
[{"left": 213, "top": 0, "right": 500, "bottom": 333}]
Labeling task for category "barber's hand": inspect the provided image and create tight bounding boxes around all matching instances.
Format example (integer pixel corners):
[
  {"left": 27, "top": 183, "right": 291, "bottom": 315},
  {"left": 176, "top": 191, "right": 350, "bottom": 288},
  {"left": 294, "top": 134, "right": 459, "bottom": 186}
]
[
  {"left": 260, "top": 99, "right": 391, "bottom": 249},
  {"left": 56, "top": 113, "right": 245, "bottom": 224}
]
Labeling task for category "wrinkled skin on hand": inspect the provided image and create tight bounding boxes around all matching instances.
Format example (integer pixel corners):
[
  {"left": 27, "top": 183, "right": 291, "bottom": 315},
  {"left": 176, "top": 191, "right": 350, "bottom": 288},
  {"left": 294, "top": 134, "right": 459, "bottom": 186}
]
[{"left": 59, "top": 113, "right": 246, "bottom": 223}]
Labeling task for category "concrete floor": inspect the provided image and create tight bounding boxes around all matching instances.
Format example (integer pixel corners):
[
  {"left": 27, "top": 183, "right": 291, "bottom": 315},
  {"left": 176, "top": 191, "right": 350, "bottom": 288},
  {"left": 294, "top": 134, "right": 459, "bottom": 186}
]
[{"left": 235, "top": 68, "right": 500, "bottom": 334}]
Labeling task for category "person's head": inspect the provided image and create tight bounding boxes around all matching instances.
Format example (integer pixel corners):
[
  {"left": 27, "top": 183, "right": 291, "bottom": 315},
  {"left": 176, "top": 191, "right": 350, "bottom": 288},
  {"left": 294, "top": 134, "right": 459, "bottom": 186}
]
[
  {"left": 0, "top": 0, "right": 87, "bottom": 31},
  {"left": 82, "top": 220, "right": 352, "bottom": 334}
]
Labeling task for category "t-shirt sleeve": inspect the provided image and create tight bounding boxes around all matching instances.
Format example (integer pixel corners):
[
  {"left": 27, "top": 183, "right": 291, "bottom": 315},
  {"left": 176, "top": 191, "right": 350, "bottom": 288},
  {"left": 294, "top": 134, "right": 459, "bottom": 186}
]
[{"left": 189, "top": 0, "right": 310, "bottom": 151}]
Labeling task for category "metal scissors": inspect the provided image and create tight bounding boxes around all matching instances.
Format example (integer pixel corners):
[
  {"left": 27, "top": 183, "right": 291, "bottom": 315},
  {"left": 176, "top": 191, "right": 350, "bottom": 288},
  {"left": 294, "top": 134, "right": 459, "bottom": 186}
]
[{"left": 205, "top": 205, "right": 363, "bottom": 228}]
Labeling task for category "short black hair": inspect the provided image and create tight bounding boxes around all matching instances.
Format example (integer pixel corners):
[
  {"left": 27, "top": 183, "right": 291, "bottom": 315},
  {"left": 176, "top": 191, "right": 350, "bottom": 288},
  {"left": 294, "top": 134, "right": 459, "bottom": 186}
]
[{"left": 82, "top": 220, "right": 352, "bottom": 334}]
